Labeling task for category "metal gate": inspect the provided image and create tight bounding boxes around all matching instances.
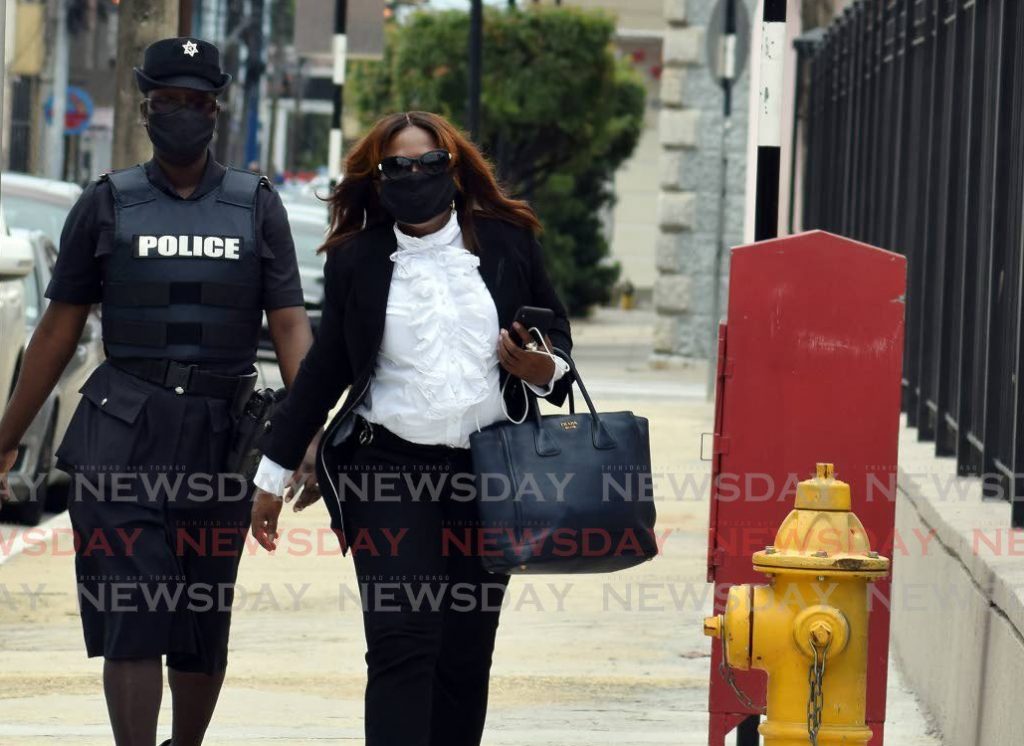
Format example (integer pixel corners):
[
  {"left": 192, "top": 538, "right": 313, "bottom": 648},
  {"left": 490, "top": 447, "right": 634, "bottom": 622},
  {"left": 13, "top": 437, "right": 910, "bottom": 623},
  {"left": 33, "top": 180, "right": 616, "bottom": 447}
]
[{"left": 800, "top": 0, "right": 1024, "bottom": 527}]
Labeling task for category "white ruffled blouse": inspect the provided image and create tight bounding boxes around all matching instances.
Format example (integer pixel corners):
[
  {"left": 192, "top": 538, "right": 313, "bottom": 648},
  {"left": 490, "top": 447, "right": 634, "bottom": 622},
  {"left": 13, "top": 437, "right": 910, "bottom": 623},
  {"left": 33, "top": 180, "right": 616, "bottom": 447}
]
[
  {"left": 351, "top": 210, "right": 506, "bottom": 446},
  {"left": 253, "top": 210, "right": 567, "bottom": 496}
]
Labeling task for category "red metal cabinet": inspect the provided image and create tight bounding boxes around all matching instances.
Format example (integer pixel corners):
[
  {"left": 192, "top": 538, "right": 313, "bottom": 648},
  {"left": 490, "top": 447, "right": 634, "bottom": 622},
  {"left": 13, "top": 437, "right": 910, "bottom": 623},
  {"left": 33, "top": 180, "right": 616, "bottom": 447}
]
[{"left": 706, "top": 231, "right": 906, "bottom": 745}]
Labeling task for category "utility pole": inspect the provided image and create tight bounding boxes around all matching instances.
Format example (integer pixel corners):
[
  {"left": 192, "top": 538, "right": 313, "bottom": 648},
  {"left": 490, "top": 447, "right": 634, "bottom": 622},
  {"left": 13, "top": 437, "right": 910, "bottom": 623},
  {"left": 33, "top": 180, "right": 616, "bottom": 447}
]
[
  {"left": 215, "top": 0, "right": 245, "bottom": 165},
  {"left": 265, "top": 0, "right": 291, "bottom": 180},
  {"left": 179, "top": 0, "right": 193, "bottom": 35},
  {"left": 112, "top": 0, "right": 176, "bottom": 169},
  {"left": 467, "top": 0, "right": 482, "bottom": 140},
  {"left": 242, "top": 0, "right": 266, "bottom": 168},
  {"left": 328, "top": 0, "right": 347, "bottom": 182},
  {"left": 287, "top": 57, "right": 306, "bottom": 174},
  {"left": 1, "top": 0, "right": 7, "bottom": 172},
  {"left": 705, "top": 0, "right": 739, "bottom": 402},
  {"left": 45, "top": 0, "right": 68, "bottom": 180},
  {"left": 736, "top": 3, "right": 787, "bottom": 744}
]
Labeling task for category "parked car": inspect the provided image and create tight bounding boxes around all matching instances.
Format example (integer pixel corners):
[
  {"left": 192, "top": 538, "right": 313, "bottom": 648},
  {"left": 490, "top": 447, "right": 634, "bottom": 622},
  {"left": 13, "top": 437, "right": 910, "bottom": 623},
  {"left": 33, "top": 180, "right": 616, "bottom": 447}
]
[
  {"left": 0, "top": 210, "right": 33, "bottom": 415},
  {"left": 258, "top": 198, "right": 328, "bottom": 357},
  {"left": 0, "top": 218, "right": 37, "bottom": 521},
  {"left": 0, "top": 200, "right": 103, "bottom": 524},
  {"left": 0, "top": 229, "right": 104, "bottom": 524},
  {"left": 276, "top": 174, "right": 333, "bottom": 205},
  {"left": 0, "top": 172, "right": 83, "bottom": 245}
]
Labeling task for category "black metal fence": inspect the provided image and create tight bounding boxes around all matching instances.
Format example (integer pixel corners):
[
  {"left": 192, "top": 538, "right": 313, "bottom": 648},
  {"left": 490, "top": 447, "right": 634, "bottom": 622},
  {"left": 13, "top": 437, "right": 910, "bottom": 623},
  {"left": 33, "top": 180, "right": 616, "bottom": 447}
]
[{"left": 800, "top": 0, "right": 1024, "bottom": 527}]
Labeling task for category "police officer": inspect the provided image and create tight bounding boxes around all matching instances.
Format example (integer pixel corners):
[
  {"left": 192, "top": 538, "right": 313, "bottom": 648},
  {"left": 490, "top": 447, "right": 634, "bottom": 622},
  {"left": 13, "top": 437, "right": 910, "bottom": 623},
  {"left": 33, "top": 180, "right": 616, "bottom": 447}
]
[{"left": 0, "top": 38, "right": 320, "bottom": 746}]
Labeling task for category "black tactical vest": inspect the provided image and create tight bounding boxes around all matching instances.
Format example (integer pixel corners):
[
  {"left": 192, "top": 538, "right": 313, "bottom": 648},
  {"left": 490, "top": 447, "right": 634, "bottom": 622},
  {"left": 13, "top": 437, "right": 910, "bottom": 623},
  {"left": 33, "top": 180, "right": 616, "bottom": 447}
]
[{"left": 101, "top": 164, "right": 264, "bottom": 365}]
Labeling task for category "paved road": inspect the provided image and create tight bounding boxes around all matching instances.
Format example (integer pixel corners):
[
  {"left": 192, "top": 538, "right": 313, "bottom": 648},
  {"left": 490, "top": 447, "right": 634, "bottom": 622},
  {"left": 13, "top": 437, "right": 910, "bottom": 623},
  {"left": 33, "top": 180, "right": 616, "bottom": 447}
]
[{"left": 0, "top": 309, "right": 941, "bottom": 744}]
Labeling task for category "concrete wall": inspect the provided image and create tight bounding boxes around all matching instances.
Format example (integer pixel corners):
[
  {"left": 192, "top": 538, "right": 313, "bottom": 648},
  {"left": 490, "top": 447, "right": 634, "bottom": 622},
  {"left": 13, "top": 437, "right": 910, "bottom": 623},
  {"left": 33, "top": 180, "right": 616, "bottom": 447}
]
[
  {"left": 567, "top": 0, "right": 667, "bottom": 31},
  {"left": 557, "top": 0, "right": 665, "bottom": 301},
  {"left": 894, "top": 422, "right": 1024, "bottom": 745},
  {"left": 653, "top": 0, "right": 753, "bottom": 361},
  {"left": 606, "top": 34, "right": 663, "bottom": 299}
]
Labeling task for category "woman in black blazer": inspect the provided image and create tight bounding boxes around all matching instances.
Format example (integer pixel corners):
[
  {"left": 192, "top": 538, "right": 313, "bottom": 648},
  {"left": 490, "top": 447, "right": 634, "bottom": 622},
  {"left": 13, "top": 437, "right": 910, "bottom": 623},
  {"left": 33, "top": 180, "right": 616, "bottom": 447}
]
[{"left": 250, "top": 111, "right": 573, "bottom": 746}]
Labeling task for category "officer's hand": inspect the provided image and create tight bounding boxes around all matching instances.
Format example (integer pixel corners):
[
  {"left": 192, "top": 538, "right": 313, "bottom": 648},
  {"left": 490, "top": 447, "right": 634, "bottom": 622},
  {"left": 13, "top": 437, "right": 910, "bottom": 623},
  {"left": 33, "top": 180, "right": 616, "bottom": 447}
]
[
  {"left": 251, "top": 489, "right": 283, "bottom": 552},
  {"left": 285, "top": 432, "right": 322, "bottom": 513},
  {"left": 0, "top": 449, "right": 17, "bottom": 504}
]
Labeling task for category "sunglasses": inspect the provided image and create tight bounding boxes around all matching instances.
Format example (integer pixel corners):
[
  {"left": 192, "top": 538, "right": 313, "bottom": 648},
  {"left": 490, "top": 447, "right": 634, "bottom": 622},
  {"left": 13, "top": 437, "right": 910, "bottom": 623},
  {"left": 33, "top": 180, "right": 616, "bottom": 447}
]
[
  {"left": 377, "top": 149, "right": 452, "bottom": 180},
  {"left": 145, "top": 96, "right": 218, "bottom": 116}
]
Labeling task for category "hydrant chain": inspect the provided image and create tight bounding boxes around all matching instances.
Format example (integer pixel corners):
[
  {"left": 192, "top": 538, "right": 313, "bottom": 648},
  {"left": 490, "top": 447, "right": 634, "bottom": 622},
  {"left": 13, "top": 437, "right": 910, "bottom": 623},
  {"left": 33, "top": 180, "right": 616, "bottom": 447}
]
[
  {"left": 807, "top": 634, "right": 831, "bottom": 746},
  {"left": 718, "top": 621, "right": 766, "bottom": 715}
]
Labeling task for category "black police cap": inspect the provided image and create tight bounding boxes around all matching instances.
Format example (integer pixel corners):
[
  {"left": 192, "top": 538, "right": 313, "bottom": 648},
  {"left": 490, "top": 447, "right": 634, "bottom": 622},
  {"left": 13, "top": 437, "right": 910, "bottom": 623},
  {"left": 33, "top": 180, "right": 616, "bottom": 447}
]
[{"left": 134, "top": 37, "right": 232, "bottom": 95}]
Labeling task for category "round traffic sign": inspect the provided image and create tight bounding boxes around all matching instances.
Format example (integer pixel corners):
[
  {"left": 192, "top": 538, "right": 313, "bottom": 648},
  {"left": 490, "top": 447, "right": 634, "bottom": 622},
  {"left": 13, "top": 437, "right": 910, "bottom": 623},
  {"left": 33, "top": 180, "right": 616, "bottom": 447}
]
[
  {"left": 44, "top": 86, "right": 95, "bottom": 135},
  {"left": 706, "top": 0, "right": 751, "bottom": 85}
]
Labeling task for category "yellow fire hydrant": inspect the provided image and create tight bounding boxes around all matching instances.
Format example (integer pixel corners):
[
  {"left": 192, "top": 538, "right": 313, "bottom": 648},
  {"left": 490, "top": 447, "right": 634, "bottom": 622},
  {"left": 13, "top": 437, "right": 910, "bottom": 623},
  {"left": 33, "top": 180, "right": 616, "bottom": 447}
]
[{"left": 703, "top": 463, "right": 889, "bottom": 745}]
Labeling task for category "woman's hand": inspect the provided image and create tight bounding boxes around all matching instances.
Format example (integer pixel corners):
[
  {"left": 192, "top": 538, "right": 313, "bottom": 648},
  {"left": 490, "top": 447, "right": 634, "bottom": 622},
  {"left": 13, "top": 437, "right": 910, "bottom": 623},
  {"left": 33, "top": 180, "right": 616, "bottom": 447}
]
[
  {"left": 285, "top": 431, "right": 323, "bottom": 512},
  {"left": 497, "top": 322, "right": 555, "bottom": 387},
  {"left": 251, "top": 489, "right": 284, "bottom": 552},
  {"left": 0, "top": 448, "right": 17, "bottom": 504},
  {"left": 252, "top": 431, "right": 325, "bottom": 551}
]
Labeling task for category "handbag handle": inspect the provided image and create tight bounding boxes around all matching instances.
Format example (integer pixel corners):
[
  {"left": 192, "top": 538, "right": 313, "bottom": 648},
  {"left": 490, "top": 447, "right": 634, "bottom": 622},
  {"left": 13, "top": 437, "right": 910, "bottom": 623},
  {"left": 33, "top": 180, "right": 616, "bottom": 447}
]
[{"left": 529, "top": 347, "right": 616, "bottom": 451}]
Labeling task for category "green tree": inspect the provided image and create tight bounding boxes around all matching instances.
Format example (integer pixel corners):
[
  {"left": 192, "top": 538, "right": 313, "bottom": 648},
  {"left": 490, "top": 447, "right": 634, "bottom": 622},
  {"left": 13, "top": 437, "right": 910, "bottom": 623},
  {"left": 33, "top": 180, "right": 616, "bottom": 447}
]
[{"left": 348, "top": 7, "right": 646, "bottom": 315}]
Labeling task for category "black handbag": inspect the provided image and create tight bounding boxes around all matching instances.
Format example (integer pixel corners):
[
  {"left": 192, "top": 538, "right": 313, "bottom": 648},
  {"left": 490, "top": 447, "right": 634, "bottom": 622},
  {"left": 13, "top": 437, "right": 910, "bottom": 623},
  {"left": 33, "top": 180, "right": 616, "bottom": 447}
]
[{"left": 469, "top": 348, "right": 657, "bottom": 574}]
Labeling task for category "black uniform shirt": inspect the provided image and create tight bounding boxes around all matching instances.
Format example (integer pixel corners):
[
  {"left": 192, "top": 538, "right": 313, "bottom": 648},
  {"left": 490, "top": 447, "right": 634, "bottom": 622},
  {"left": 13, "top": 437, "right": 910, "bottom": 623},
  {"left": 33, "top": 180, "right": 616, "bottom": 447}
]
[
  {"left": 47, "top": 153, "right": 304, "bottom": 309},
  {"left": 46, "top": 153, "right": 305, "bottom": 372}
]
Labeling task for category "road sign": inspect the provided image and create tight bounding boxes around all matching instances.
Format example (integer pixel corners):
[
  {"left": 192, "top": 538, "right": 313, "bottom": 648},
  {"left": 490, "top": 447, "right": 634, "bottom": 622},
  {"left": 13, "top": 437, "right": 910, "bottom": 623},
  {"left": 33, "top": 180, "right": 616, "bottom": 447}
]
[
  {"left": 706, "top": 0, "right": 751, "bottom": 84},
  {"left": 44, "top": 86, "right": 94, "bottom": 135}
]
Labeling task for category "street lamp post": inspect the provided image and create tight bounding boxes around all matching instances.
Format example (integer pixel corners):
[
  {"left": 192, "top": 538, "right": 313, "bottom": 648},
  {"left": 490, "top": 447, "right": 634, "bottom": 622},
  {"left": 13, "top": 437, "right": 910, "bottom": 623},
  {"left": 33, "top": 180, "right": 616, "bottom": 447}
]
[
  {"left": 45, "top": 0, "right": 68, "bottom": 181},
  {"left": 179, "top": 0, "right": 193, "bottom": 35},
  {"left": 467, "top": 0, "right": 482, "bottom": 141}
]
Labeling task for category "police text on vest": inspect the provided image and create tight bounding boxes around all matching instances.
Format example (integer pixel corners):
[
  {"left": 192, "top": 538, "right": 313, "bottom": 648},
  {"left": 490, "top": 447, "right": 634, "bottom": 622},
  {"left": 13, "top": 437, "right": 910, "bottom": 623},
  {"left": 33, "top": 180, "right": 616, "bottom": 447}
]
[{"left": 133, "top": 235, "right": 242, "bottom": 260}]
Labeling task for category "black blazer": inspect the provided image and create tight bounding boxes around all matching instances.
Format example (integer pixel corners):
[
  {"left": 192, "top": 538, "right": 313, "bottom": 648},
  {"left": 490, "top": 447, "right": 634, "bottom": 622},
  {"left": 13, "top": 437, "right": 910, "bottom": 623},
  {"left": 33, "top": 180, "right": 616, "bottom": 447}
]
[{"left": 263, "top": 214, "right": 574, "bottom": 474}]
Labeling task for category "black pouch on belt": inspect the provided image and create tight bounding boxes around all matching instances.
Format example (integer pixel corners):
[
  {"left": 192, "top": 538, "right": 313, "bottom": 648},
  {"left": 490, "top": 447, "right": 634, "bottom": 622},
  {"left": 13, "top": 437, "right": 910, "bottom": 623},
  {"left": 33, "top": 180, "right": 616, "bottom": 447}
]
[{"left": 226, "top": 387, "right": 286, "bottom": 481}]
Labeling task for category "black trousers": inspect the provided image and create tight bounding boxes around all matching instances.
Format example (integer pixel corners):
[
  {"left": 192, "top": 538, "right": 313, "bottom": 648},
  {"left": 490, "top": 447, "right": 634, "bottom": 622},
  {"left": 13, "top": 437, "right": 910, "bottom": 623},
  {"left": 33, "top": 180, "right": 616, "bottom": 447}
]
[{"left": 340, "top": 430, "right": 510, "bottom": 746}]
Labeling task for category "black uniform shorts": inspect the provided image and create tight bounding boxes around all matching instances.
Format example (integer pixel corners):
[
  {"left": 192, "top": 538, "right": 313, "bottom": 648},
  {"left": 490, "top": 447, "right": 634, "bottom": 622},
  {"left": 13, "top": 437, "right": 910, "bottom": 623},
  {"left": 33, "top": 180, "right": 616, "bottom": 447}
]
[{"left": 57, "top": 361, "right": 254, "bottom": 674}]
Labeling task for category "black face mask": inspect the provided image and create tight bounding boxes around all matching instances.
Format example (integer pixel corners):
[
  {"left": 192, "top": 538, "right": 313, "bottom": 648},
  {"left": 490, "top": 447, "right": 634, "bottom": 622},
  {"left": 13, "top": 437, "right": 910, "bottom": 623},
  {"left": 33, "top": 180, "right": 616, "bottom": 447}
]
[
  {"left": 379, "top": 171, "right": 458, "bottom": 224},
  {"left": 145, "top": 108, "right": 217, "bottom": 166}
]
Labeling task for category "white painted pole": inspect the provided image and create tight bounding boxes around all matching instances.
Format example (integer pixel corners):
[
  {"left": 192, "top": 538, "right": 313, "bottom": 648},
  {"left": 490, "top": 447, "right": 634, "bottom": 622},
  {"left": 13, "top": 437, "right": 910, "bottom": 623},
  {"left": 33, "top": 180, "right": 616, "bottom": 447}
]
[
  {"left": 46, "top": 0, "right": 68, "bottom": 181},
  {"left": 752, "top": 0, "right": 787, "bottom": 242},
  {"left": 328, "top": 0, "right": 347, "bottom": 183}
]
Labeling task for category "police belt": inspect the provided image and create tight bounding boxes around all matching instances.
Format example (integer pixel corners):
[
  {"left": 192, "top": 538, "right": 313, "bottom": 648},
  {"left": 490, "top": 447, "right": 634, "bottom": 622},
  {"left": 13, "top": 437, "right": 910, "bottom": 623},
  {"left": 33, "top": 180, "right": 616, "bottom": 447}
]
[{"left": 109, "top": 358, "right": 257, "bottom": 414}]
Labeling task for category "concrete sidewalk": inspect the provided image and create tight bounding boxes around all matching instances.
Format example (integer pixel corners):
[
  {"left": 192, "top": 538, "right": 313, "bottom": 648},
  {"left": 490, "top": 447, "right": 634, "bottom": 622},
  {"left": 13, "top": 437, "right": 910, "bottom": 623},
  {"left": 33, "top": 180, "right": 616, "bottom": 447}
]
[{"left": 0, "top": 308, "right": 940, "bottom": 744}]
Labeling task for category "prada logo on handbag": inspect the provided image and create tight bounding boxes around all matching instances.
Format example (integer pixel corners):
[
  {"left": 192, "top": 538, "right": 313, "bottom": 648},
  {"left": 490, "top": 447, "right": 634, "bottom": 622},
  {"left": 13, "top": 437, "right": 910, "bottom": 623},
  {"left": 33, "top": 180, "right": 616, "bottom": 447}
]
[{"left": 560, "top": 420, "right": 579, "bottom": 431}]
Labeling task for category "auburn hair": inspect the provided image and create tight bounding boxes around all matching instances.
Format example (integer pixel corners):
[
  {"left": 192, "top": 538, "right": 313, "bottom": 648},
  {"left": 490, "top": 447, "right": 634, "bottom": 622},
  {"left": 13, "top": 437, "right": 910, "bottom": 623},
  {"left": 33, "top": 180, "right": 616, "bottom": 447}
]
[{"left": 321, "top": 111, "right": 541, "bottom": 253}]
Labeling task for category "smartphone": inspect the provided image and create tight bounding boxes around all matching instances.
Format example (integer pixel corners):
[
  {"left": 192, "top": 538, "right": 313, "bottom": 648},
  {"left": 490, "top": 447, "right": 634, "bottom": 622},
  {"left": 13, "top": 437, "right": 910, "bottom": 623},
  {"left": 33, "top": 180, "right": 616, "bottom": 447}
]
[{"left": 513, "top": 306, "right": 554, "bottom": 347}]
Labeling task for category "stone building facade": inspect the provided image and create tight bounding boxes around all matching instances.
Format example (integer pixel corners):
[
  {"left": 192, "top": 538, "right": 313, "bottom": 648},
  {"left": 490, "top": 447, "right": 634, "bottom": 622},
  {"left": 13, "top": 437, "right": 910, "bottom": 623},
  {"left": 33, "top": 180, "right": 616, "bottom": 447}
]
[{"left": 653, "top": 0, "right": 754, "bottom": 362}]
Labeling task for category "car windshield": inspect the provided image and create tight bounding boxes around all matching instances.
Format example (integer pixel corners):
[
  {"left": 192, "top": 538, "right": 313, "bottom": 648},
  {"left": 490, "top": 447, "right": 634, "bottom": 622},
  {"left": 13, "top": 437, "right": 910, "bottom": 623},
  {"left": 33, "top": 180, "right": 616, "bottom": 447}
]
[{"left": 2, "top": 195, "right": 72, "bottom": 245}]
